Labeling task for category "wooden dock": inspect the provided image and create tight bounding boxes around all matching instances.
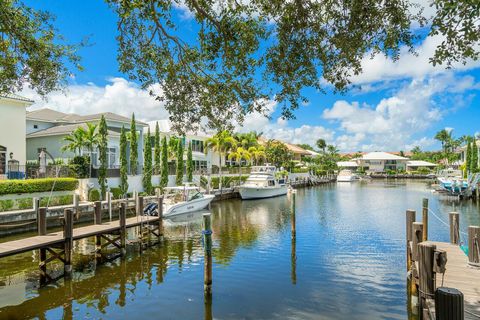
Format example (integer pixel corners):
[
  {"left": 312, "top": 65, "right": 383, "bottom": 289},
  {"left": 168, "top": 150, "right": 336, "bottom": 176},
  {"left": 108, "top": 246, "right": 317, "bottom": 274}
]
[{"left": 406, "top": 200, "right": 480, "bottom": 320}]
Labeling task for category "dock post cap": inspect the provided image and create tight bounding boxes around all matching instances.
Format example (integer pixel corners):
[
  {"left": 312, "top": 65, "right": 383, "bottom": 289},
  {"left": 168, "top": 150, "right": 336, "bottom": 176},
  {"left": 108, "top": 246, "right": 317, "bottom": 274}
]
[{"left": 203, "top": 212, "right": 212, "bottom": 217}]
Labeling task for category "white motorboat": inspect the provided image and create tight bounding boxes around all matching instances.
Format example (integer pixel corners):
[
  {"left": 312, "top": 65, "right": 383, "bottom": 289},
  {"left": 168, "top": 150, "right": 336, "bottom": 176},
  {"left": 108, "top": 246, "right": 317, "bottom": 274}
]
[
  {"left": 238, "top": 165, "right": 288, "bottom": 200},
  {"left": 336, "top": 169, "right": 359, "bottom": 182},
  {"left": 436, "top": 169, "right": 467, "bottom": 194},
  {"left": 163, "top": 186, "right": 214, "bottom": 217}
]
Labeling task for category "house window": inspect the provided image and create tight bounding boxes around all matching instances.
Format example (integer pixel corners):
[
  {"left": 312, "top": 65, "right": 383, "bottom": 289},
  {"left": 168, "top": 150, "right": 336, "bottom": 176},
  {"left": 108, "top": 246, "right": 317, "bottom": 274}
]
[
  {"left": 107, "top": 147, "right": 116, "bottom": 168},
  {"left": 0, "top": 146, "right": 6, "bottom": 174},
  {"left": 33, "top": 124, "right": 38, "bottom": 129},
  {"left": 191, "top": 140, "right": 204, "bottom": 153}
]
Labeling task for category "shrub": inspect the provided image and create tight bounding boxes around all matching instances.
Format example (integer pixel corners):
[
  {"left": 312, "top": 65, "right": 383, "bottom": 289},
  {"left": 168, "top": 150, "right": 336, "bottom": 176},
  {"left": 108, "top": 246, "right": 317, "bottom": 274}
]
[
  {"left": 110, "top": 187, "right": 124, "bottom": 199},
  {"left": 0, "top": 178, "right": 78, "bottom": 195},
  {"left": 0, "top": 200, "right": 14, "bottom": 212},
  {"left": 69, "top": 156, "right": 90, "bottom": 178},
  {"left": 210, "top": 176, "right": 248, "bottom": 189},
  {"left": 88, "top": 189, "right": 101, "bottom": 202},
  {"left": 17, "top": 198, "right": 33, "bottom": 210},
  {"left": 39, "top": 195, "right": 74, "bottom": 207}
]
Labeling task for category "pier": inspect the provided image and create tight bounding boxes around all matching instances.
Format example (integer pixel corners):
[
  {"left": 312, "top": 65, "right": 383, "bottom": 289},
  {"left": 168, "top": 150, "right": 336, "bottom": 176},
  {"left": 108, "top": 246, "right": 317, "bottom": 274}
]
[{"left": 407, "top": 199, "right": 480, "bottom": 319}]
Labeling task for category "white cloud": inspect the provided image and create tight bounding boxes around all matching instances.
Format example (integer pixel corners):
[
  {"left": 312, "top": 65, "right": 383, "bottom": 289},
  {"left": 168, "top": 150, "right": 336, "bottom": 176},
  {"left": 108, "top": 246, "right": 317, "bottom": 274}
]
[
  {"left": 21, "top": 78, "right": 168, "bottom": 123},
  {"left": 323, "top": 73, "right": 477, "bottom": 151}
]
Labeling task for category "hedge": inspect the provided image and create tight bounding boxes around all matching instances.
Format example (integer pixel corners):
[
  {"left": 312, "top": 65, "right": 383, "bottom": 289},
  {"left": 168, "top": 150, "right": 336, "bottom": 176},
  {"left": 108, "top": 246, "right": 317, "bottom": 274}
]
[
  {"left": 200, "top": 176, "right": 248, "bottom": 189},
  {"left": 0, "top": 178, "right": 78, "bottom": 195},
  {"left": 88, "top": 189, "right": 101, "bottom": 202},
  {"left": 0, "top": 195, "right": 74, "bottom": 212}
]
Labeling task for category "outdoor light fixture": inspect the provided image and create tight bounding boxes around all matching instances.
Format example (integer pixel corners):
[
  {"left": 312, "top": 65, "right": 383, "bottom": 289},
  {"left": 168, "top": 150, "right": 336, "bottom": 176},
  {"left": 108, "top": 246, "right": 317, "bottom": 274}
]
[{"left": 9, "top": 152, "right": 13, "bottom": 160}]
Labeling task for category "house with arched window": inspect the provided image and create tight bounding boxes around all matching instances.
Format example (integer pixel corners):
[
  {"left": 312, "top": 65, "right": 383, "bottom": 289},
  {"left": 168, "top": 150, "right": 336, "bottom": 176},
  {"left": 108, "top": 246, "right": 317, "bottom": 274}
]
[{"left": 0, "top": 94, "right": 34, "bottom": 179}]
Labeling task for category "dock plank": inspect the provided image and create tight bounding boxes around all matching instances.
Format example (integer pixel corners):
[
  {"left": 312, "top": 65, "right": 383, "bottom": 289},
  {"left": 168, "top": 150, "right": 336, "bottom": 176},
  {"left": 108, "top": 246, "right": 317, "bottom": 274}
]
[
  {"left": 428, "top": 242, "right": 480, "bottom": 320},
  {"left": 0, "top": 215, "right": 160, "bottom": 258}
]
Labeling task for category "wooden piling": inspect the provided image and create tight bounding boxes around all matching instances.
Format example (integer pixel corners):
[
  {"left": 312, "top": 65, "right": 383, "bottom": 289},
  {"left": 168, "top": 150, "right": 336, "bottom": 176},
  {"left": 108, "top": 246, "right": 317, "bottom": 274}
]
[
  {"left": 203, "top": 213, "right": 213, "bottom": 294},
  {"left": 468, "top": 226, "right": 480, "bottom": 266},
  {"left": 418, "top": 242, "right": 436, "bottom": 318},
  {"left": 119, "top": 202, "right": 127, "bottom": 256},
  {"left": 412, "top": 222, "right": 424, "bottom": 262},
  {"left": 449, "top": 212, "right": 460, "bottom": 245},
  {"left": 157, "top": 196, "right": 164, "bottom": 242},
  {"left": 422, "top": 198, "right": 428, "bottom": 241},
  {"left": 138, "top": 196, "right": 144, "bottom": 216},
  {"left": 64, "top": 209, "right": 74, "bottom": 276},
  {"left": 291, "top": 191, "right": 296, "bottom": 239},
  {"left": 73, "top": 194, "right": 79, "bottom": 220},
  {"left": 406, "top": 209, "right": 416, "bottom": 270},
  {"left": 107, "top": 192, "right": 112, "bottom": 221},
  {"left": 94, "top": 201, "right": 102, "bottom": 225},
  {"left": 37, "top": 207, "right": 47, "bottom": 236}
]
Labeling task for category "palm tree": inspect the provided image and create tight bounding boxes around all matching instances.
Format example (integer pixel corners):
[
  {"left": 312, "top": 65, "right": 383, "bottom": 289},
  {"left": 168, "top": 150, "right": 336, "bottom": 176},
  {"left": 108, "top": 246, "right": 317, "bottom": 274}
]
[
  {"left": 205, "top": 130, "right": 237, "bottom": 192},
  {"left": 434, "top": 129, "right": 452, "bottom": 154},
  {"left": 83, "top": 123, "right": 99, "bottom": 178},
  {"left": 62, "top": 127, "right": 86, "bottom": 156},
  {"left": 228, "top": 147, "right": 251, "bottom": 178},
  {"left": 327, "top": 144, "right": 339, "bottom": 156},
  {"left": 316, "top": 139, "right": 327, "bottom": 153},
  {"left": 248, "top": 146, "right": 266, "bottom": 165}
]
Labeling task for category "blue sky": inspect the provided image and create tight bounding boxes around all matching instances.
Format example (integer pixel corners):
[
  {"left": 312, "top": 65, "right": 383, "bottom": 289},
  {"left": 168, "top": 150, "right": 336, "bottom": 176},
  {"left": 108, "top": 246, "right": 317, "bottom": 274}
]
[{"left": 22, "top": 0, "right": 480, "bottom": 151}]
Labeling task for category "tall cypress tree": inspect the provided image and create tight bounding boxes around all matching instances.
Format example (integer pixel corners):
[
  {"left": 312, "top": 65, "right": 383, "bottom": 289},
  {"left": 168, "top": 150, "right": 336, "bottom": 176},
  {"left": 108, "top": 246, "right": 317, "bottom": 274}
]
[
  {"left": 98, "top": 115, "right": 108, "bottom": 198},
  {"left": 466, "top": 138, "right": 472, "bottom": 174},
  {"left": 471, "top": 138, "right": 478, "bottom": 173},
  {"left": 154, "top": 122, "right": 161, "bottom": 174},
  {"left": 130, "top": 113, "right": 138, "bottom": 175},
  {"left": 176, "top": 138, "right": 184, "bottom": 185},
  {"left": 187, "top": 141, "right": 193, "bottom": 182},
  {"left": 161, "top": 136, "right": 168, "bottom": 188},
  {"left": 143, "top": 127, "right": 153, "bottom": 194},
  {"left": 119, "top": 126, "right": 128, "bottom": 197}
]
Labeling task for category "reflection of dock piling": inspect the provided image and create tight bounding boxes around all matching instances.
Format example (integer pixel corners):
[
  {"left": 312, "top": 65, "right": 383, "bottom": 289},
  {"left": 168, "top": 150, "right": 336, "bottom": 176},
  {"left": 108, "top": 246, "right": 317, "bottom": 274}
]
[
  {"left": 291, "top": 190, "right": 296, "bottom": 285},
  {"left": 406, "top": 200, "right": 480, "bottom": 319}
]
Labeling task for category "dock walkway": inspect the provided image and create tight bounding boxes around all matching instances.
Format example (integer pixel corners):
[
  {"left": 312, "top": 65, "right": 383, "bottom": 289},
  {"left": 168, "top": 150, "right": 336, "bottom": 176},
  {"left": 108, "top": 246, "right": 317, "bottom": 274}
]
[
  {"left": 429, "top": 242, "right": 480, "bottom": 319},
  {"left": 0, "top": 215, "right": 159, "bottom": 259}
]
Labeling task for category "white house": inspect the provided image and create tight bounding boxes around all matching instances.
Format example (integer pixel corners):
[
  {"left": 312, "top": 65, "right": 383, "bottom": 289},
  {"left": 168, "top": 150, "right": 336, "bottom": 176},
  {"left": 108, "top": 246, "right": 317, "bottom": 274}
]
[
  {"left": 337, "top": 152, "right": 437, "bottom": 173},
  {"left": 0, "top": 94, "right": 34, "bottom": 178},
  {"left": 26, "top": 108, "right": 148, "bottom": 170},
  {"left": 405, "top": 160, "right": 438, "bottom": 172}
]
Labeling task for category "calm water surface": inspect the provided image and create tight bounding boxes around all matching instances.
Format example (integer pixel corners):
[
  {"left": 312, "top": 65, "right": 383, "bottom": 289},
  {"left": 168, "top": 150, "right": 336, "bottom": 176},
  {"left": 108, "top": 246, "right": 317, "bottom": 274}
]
[{"left": 0, "top": 180, "right": 479, "bottom": 319}]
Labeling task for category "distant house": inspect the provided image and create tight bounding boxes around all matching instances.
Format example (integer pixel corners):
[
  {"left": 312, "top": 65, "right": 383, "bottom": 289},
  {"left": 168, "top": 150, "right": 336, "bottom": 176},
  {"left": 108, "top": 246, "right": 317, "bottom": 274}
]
[
  {"left": 26, "top": 108, "right": 148, "bottom": 170},
  {"left": 457, "top": 141, "right": 480, "bottom": 166},
  {"left": 337, "top": 161, "right": 359, "bottom": 171},
  {"left": 406, "top": 160, "right": 438, "bottom": 172},
  {"left": 0, "top": 94, "right": 34, "bottom": 178}
]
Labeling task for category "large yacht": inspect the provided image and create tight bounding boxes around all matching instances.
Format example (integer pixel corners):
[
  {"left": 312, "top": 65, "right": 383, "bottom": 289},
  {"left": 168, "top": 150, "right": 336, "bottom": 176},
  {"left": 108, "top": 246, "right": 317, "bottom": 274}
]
[{"left": 238, "top": 165, "right": 288, "bottom": 200}]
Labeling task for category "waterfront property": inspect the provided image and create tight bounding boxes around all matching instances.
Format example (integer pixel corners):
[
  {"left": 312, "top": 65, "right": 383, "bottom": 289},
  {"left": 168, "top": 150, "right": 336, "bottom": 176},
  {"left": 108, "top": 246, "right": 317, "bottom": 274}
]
[
  {"left": 0, "top": 94, "right": 34, "bottom": 179},
  {"left": 26, "top": 108, "right": 148, "bottom": 169}
]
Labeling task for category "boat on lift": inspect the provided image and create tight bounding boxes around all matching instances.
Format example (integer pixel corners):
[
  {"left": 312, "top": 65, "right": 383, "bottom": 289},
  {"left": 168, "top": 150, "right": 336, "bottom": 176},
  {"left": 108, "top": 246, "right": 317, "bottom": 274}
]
[{"left": 336, "top": 169, "right": 360, "bottom": 182}]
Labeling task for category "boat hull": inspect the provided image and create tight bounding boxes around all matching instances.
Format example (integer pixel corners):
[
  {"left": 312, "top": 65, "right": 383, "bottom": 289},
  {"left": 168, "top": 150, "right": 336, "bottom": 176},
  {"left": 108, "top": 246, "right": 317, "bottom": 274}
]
[
  {"left": 337, "top": 176, "right": 357, "bottom": 182},
  {"left": 239, "top": 185, "right": 288, "bottom": 200},
  {"left": 165, "top": 195, "right": 215, "bottom": 217}
]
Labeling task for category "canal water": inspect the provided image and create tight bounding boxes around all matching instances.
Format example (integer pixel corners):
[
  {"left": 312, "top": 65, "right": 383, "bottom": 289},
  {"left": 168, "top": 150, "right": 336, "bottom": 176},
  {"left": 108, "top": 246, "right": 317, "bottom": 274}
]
[{"left": 0, "top": 180, "right": 479, "bottom": 319}]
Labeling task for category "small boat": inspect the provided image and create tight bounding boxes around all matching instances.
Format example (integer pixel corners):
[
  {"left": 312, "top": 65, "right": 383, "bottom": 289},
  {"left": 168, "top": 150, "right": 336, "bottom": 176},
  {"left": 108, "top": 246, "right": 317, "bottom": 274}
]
[
  {"left": 436, "top": 168, "right": 468, "bottom": 194},
  {"left": 144, "top": 186, "right": 214, "bottom": 217},
  {"left": 336, "top": 169, "right": 359, "bottom": 182},
  {"left": 238, "top": 165, "right": 288, "bottom": 200}
]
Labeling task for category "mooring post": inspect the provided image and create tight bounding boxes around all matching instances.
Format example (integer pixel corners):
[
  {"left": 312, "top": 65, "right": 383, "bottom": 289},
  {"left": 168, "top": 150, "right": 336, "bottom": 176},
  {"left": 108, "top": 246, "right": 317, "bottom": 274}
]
[
  {"left": 203, "top": 213, "right": 213, "bottom": 294},
  {"left": 422, "top": 198, "right": 428, "bottom": 241},
  {"left": 94, "top": 201, "right": 102, "bottom": 225},
  {"left": 73, "top": 194, "right": 79, "bottom": 220},
  {"left": 138, "top": 196, "right": 144, "bottom": 216},
  {"left": 449, "top": 212, "right": 460, "bottom": 245},
  {"left": 64, "top": 208, "right": 74, "bottom": 277},
  {"left": 418, "top": 242, "right": 436, "bottom": 318},
  {"left": 435, "top": 287, "right": 464, "bottom": 320},
  {"left": 406, "top": 209, "right": 416, "bottom": 271},
  {"left": 468, "top": 225, "right": 480, "bottom": 266},
  {"left": 157, "top": 195, "right": 164, "bottom": 242},
  {"left": 120, "top": 202, "right": 127, "bottom": 256},
  {"left": 33, "top": 197, "right": 39, "bottom": 215},
  {"left": 291, "top": 190, "right": 296, "bottom": 239},
  {"left": 37, "top": 206, "right": 47, "bottom": 236},
  {"left": 107, "top": 191, "right": 112, "bottom": 221},
  {"left": 412, "top": 222, "right": 424, "bottom": 262}
]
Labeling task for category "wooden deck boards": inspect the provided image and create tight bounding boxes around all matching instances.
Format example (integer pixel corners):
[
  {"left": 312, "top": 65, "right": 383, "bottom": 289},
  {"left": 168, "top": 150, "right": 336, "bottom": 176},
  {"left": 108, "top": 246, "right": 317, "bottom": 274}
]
[
  {"left": 0, "top": 215, "right": 160, "bottom": 258},
  {"left": 428, "top": 241, "right": 480, "bottom": 320}
]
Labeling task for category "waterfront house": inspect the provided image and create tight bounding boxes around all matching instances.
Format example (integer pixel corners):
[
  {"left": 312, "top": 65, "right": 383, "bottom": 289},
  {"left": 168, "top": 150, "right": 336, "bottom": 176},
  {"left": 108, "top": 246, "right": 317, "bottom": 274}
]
[
  {"left": 405, "top": 160, "right": 438, "bottom": 172},
  {"left": 357, "top": 152, "right": 408, "bottom": 172},
  {"left": 0, "top": 94, "right": 34, "bottom": 179},
  {"left": 457, "top": 141, "right": 480, "bottom": 167},
  {"left": 26, "top": 108, "right": 148, "bottom": 171}
]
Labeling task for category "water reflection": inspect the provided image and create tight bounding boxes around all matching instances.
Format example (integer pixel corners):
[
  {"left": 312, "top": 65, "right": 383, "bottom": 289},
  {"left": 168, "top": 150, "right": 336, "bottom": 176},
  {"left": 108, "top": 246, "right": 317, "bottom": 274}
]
[{"left": 0, "top": 180, "right": 478, "bottom": 319}]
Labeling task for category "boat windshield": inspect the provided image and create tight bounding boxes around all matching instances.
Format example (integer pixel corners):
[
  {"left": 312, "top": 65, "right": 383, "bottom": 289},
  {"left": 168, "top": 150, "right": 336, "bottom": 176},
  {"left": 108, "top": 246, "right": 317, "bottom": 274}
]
[{"left": 188, "top": 191, "right": 204, "bottom": 201}]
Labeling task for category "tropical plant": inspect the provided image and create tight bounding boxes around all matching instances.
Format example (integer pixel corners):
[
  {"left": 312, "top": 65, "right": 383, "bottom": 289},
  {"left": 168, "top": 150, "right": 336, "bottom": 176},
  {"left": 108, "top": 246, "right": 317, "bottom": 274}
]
[
  {"left": 248, "top": 146, "right": 266, "bottom": 165},
  {"left": 83, "top": 123, "right": 99, "bottom": 178},
  {"left": 143, "top": 127, "right": 153, "bottom": 194},
  {"left": 316, "top": 139, "right": 327, "bottom": 153},
  {"left": 265, "top": 140, "right": 292, "bottom": 169},
  {"left": 119, "top": 126, "right": 129, "bottom": 197},
  {"left": 62, "top": 127, "right": 86, "bottom": 156},
  {"left": 234, "top": 132, "right": 259, "bottom": 149},
  {"left": 97, "top": 116, "right": 108, "bottom": 198},
  {"left": 471, "top": 137, "right": 478, "bottom": 173},
  {"left": 160, "top": 136, "right": 168, "bottom": 188},
  {"left": 186, "top": 141, "right": 193, "bottom": 182},
  {"left": 130, "top": 113, "right": 138, "bottom": 175},
  {"left": 205, "top": 130, "right": 237, "bottom": 191},
  {"left": 176, "top": 138, "right": 184, "bottom": 185},
  {"left": 154, "top": 122, "right": 161, "bottom": 174},
  {"left": 435, "top": 129, "right": 452, "bottom": 154},
  {"left": 228, "top": 147, "right": 251, "bottom": 177}
]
